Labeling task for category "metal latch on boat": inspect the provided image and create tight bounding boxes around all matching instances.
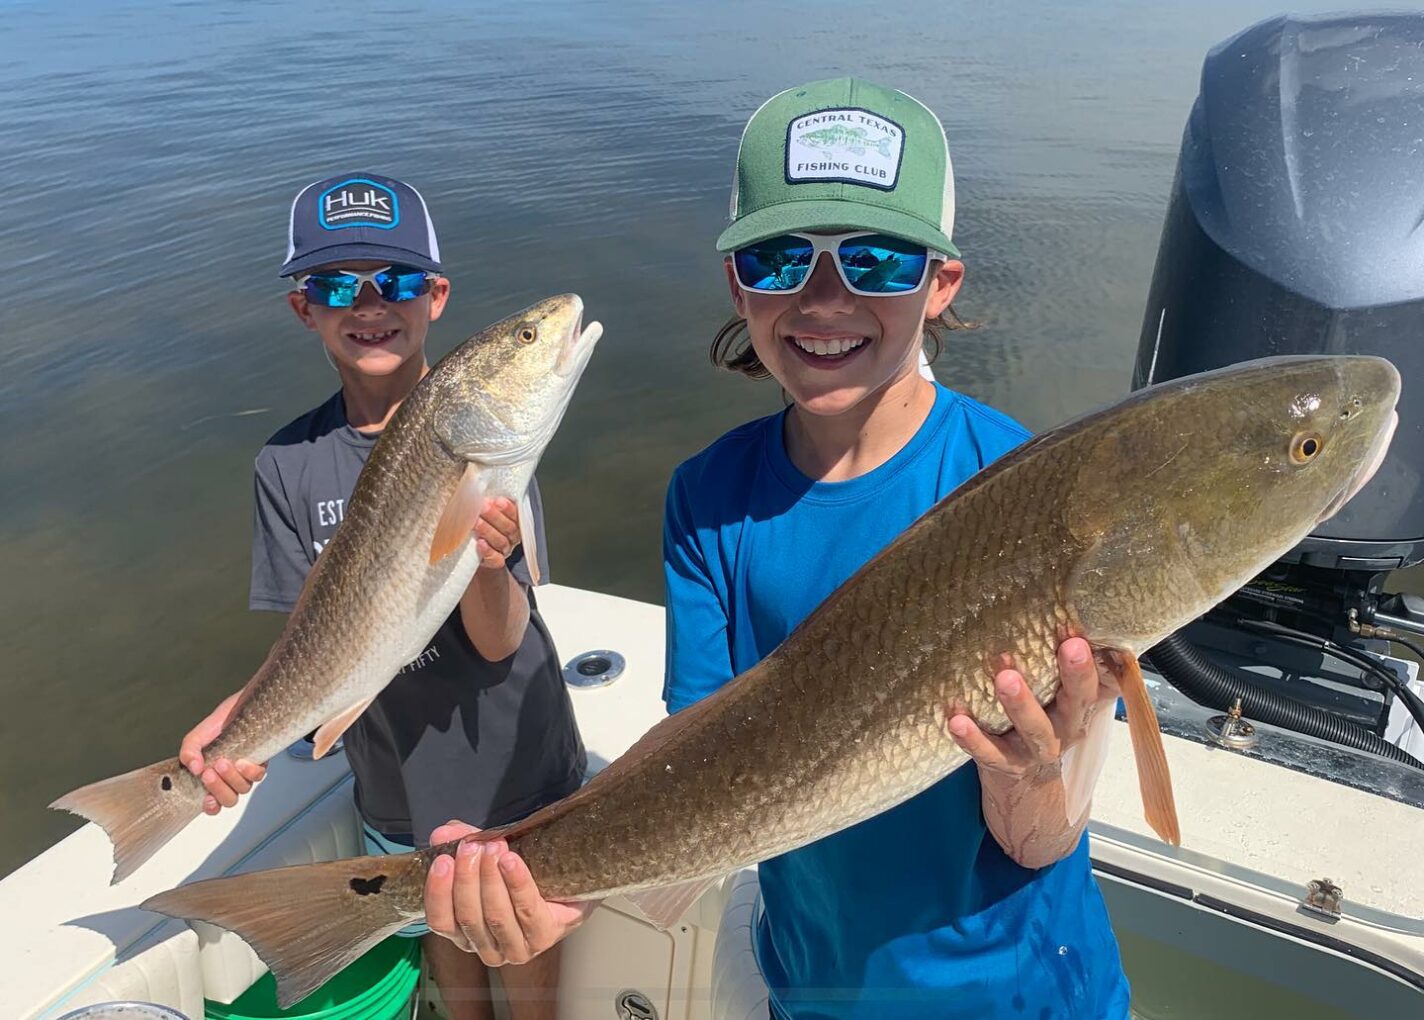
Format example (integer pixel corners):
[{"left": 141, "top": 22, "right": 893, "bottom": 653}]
[
  {"left": 615, "top": 989, "right": 658, "bottom": 1019},
  {"left": 1300, "top": 877, "right": 1343, "bottom": 921}
]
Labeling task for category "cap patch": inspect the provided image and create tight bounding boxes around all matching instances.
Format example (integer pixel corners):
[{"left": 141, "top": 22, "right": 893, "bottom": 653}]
[
  {"left": 318, "top": 178, "right": 399, "bottom": 231},
  {"left": 785, "top": 108, "right": 904, "bottom": 191}
]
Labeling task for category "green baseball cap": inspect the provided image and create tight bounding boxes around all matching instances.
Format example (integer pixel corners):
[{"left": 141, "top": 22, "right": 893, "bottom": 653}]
[{"left": 716, "top": 77, "right": 959, "bottom": 258}]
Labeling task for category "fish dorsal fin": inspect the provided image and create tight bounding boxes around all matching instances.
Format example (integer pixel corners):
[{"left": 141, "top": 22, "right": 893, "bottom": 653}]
[
  {"left": 1107, "top": 652, "right": 1181, "bottom": 845},
  {"left": 518, "top": 490, "right": 542, "bottom": 585},
  {"left": 312, "top": 695, "right": 376, "bottom": 760},
  {"left": 430, "top": 462, "right": 486, "bottom": 566}
]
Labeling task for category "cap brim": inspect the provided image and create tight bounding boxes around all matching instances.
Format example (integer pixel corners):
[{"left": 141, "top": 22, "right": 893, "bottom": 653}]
[
  {"left": 279, "top": 243, "right": 443, "bottom": 278},
  {"left": 715, "top": 200, "right": 960, "bottom": 258}
]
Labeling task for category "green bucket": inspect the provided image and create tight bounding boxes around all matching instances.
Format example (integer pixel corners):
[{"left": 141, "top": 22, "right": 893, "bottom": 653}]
[{"left": 205, "top": 936, "right": 420, "bottom": 1020}]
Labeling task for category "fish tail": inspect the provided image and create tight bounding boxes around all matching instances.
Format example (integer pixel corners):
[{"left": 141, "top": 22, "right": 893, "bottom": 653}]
[
  {"left": 876, "top": 137, "right": 892, "bottom": 157},
  {"left": 141, "top": 853, "right": 418, "bottom": 1009},
  {"left": 50, "top": 757, "right": 202, "bottom": 884}
]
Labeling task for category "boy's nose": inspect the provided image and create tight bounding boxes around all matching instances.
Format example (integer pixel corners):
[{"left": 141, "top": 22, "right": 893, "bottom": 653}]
[
  {"left": 797, "top": 253, "right": 854, "bottom": 312},
  {"left": 351, "top": 282, "right": 386, "bottom": 312}
]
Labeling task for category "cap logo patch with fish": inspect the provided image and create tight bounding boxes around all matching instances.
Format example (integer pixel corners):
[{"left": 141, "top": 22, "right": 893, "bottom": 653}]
[
  {"left": 785, "top": 108, "right": 904, "bottom": 190},
  {"left": 318, "top": 178, "right": 399, "bottom": 230}
]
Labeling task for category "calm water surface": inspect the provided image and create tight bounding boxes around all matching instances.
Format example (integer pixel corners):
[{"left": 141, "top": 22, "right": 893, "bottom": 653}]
[{"left": 1, "top": 5, "right": 1415, "bottom": 1011}]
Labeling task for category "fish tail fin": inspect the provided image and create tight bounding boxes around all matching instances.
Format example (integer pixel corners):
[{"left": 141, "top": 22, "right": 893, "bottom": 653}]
[
  {"left": 1114, "top": 653, "right": 1182, "bottom": 845},
  {"left": 50, "top": 757, "right": 201, "bottom": 884},
  {"left": 141, "top": 854, "right": 416, "bottom": 1009},
  {"left": 876, "top": 137, "right": 892, "bottom": 157}
]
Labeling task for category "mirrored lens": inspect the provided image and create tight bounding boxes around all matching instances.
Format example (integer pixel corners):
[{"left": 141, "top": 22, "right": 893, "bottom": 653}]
[
  {"left": 734, "top": 236, "right": 816, "bottom": 291},
  {"left": 375, "top": 267, "right": 433, "bottom": 302},
  {"left": 302, "top": 274, "right": 360, "bottom": 307},
  {"left": 837, "top": 235, "right": 929, "bottom": 293}
]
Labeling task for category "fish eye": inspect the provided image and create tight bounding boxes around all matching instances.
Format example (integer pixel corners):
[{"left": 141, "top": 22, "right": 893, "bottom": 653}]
[
  {"left": 1290, "top": 432, "right": 1324, "bottom": 464},
  {"left": 516, "top": 324, "right": 538, "bottom": 345}
]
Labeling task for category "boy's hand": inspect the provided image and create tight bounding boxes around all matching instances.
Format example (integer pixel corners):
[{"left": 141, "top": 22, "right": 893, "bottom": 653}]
[
  {"left": 946, "top": 638, "right": 1118, "bottom": 780},
  {"left": 473, "top": 497, "right": 522, "bottom": 570},
  {"left": 424, "top": 820, "right": 597, "bottom": 965},
  {"left": 179, "top": 691, "right": 268, "bottom": 815}
]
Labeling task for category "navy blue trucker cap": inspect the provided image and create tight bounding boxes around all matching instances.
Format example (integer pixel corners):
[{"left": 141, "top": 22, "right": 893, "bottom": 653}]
[{"left": 279, "top": 172, "right": 443, "bottom": 278}]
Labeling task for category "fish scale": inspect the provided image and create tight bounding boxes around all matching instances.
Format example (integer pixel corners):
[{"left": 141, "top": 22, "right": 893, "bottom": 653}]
[{"left": 139, "top": 355, "right": 1400, "bottom": 1010}]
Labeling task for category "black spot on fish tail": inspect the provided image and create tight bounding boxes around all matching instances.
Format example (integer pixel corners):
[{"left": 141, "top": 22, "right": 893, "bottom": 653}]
[
  {"left": 349, "top": 875, "right": 387, "bottom": 896},
  {"left": 161, "top": 776, "right": 172, "bottom": 791}
]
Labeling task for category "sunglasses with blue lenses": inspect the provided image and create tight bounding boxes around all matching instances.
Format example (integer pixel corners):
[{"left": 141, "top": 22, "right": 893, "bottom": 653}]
[
  {"left": 296, "top": 265, "right": 435, "bottom": 308},
  {"left": 732, "top": 231, "right": 945, "bottom": 296}
]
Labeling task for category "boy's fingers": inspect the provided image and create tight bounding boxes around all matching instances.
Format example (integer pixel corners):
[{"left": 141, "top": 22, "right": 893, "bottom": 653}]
[
  {"left": 235, "top": 759, "right": 267, "bottom": 783},
  {"left": 453, "top": 840, "right": 501, "bottom": 961},
  {"left": 995, "top": 670, "right": 1057, "bottom": 762},
  {"left": 498, "top": 852, "right": 557, "bottom": 952},
  {"left": 425, "top": 854, "right": 469, "bottom": 951},
  {"left": 215, "top": 759, "right": 252, "bottom": 795},
  {"left": 431, "top": 821, "right": 481, "bottom": 846},
  {"left": 947, "top": 713, "right": 1011, "bottom": 770},
  {"left": 480, "top": 841, "right": 530, "bottom": 963},
  {"left": 201, "top": 766, "right": 241, "bottom": 807}
]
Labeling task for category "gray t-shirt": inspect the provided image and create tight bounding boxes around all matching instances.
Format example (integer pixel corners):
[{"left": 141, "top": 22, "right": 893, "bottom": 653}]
[{"left": 250, "top": 391, "right": 586, "bottom": 842}]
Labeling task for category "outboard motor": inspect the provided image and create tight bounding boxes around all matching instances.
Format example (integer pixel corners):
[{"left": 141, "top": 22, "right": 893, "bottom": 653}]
[{"left": 1133, "top": 11, "right": 1424, "bottom": 766}]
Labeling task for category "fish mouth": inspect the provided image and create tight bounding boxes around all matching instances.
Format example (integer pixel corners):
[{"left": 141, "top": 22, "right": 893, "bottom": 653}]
[
  {"left": 555, "top": 307, "right": 603, "bottom": 379},
  {"left": 1318, "top": 409, "right": 1398, "bottom": 525}
]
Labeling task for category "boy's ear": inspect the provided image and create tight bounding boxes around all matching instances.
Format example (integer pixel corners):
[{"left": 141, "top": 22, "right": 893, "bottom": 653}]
[
  {"left": 427, "top": 276, "right": 452, "bottom": 322},
  {"left": 924, "top": 259, "right": 965, "bottom": 319},
  {"left": 723, "top": 257, "right": 747, "bottom": 317},
  {"left": 287, "top": 289, "right": 318, "bottom": 330}
]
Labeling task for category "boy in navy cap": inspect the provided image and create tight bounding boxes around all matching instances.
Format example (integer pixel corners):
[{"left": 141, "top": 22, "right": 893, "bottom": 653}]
[{"left": 179, "top": 172, "right": 586, "bottom": 1019}]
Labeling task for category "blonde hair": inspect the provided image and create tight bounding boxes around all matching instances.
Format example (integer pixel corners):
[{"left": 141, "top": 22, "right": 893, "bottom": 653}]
[{"left": 709, "top": 306, "right": 979, "bottom": 379}]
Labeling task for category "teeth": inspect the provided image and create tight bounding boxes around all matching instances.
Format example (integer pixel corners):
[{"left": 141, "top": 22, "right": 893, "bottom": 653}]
[
  {"left": 352, "top": 330, "right": 396, "bottom": 342},
  {"left": 793, "top": 336, "right": 865, "bottom": 356}
]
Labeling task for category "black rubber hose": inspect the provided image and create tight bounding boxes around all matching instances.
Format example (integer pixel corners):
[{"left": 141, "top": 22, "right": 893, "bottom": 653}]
[{"left": 1147, "top": 631, "right": 1424, "bottom": 769}]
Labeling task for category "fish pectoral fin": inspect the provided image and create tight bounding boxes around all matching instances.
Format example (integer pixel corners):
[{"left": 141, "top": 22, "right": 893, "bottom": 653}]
[
  {"left": 430, "top": 462, "right": 487, "bottom": 566},
  {"left": 312, "top": 695, "right": 376, "bottom": 760},
  {"left": 1059, "top": 677, "right": 1115, "bottom": 829},
  {"left": 625, "top": 875, "right": 720, "bottom": 930},
  {"left": 1107, "top": 651, "right": 1181, "bottom": 845},
  {"left": 517, "top": 490, "right": 541, "bottom": 585}
]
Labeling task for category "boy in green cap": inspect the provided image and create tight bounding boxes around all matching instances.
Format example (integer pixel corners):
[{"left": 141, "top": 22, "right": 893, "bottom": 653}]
[{"left": 422, "top": 81, "right": 1131, "bottom": 1018}]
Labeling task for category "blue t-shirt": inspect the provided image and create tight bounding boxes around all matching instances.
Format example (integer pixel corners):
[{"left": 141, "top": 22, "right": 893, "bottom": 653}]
[{"left": 661, "top": 382, "right": 1131, "bottom": 1020}]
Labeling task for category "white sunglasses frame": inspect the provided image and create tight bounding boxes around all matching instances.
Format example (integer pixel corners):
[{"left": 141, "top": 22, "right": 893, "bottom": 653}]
[
  {"left": 293, "top": 264, "right": 435, "bottom": 305},
  {"left": 731, "top": 231, "right": 949, "bottom": 297}
]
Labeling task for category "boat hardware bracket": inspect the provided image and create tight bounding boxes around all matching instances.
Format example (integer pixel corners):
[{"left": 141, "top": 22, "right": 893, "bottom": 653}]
[
  {"left": 564, "top": 649, "right": 627, "bottom": 689},
  {"left": 1204, "top": 697, "right": 1258, "bottom": 750},
  {"left": 1299, "top": 876, "right": 1343, "bottom": 922}
]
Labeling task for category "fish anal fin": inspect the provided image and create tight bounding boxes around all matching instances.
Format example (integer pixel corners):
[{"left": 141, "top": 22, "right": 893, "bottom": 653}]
[
  {"left": 1107, "top": 651, "right": 1181, "bottom": 845},
  {"left": 626, "top": 876, "right": 719, "bottom": 930},
  {"left": 312, "top": 695, "right": 376, "bottom": 760},
  {"left": 518, "top": 490, "right": 542, "bottom": 585},
  {"left": 430, "top": 462, "right": 486, "bottom": 566}
]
